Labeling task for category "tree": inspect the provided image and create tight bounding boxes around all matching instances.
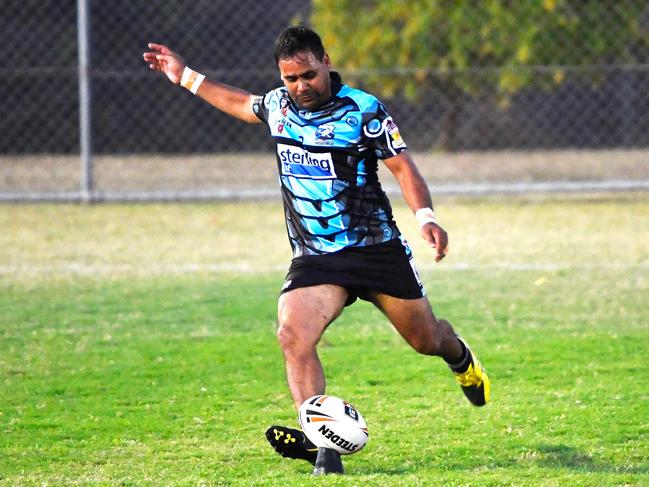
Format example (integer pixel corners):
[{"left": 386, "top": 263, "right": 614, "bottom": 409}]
[{"left": 311, "top": 0, "right": 649, "bottom": 150}]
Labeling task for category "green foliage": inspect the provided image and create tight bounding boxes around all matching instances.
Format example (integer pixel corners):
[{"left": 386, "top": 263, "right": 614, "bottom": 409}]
[{"left": 312, "top": 0, "right": 649, "bottom": 97}]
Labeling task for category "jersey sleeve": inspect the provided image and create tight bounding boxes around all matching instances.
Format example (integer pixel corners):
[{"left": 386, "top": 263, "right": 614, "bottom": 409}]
[
  {"left": 362, "top": 101, "right": 408, "bottom": 159},
  {"left": 251, "top": 92, "right": 273, "bottom": 124}
]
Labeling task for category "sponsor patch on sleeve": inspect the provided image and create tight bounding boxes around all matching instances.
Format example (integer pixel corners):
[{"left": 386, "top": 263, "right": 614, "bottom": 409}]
[{"left": 385, "top": 117, "right": 407, "bottom": 149}]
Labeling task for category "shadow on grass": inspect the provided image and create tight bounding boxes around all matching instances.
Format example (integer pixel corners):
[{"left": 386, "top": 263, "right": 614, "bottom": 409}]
[
  {"left": 534, "top": 444, "right": 649, "bottom": 475},
  {"left": 351, "top": 444, "right": 648, "bottom": 477}
]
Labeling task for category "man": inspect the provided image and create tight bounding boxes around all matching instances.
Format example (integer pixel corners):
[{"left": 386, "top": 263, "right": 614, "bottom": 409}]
[{"left": 143, "top": 26, "right": 489, "bottom": 476}]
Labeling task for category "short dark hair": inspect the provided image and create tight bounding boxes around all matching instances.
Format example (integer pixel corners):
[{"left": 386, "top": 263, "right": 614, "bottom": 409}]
[{"left": 273, "top": 25, "right": 325, "bottom": 64}]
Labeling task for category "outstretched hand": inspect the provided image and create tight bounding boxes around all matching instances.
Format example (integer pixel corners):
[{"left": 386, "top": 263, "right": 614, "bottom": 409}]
[
  {"left": 143, "top": 43, "right": 185, "bottom": 85},
  {"left": 421, "top": 222, "right": 449, "bottom": 262}
]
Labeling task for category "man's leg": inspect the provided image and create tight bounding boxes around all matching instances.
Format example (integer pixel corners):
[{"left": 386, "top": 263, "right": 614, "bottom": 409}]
[
  {"left": 370, "top": 292, "right": 490, "bottom": 406},
  {"left": 266, "top": 284, "right": 348, "bottom": 473},
  {"left": 277, "top": 284, "right": 348, "bottom": 409}
]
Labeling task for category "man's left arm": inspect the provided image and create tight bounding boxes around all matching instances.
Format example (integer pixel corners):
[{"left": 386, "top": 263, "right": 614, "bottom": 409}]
[{"left": 383, "top": 151, "right": 449, "bottom": 262}]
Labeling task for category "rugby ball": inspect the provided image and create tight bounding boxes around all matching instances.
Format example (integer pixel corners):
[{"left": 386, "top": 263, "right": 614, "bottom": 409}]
[{"left": 298, "top": 395, "right": 368, "bottom": 455}]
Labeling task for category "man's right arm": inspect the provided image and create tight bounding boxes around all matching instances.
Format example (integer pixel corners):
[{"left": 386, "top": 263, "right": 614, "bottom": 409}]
[{"left": 143, "top": 42, "right": 261, "bottom": 124}]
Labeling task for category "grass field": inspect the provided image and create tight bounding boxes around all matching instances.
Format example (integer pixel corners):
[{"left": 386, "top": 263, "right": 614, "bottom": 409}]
[{"left": 1, "top": 195, "right": 648, "bottom": 486}]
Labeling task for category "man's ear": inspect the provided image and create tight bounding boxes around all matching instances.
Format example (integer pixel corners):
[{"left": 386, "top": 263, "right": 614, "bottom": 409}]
[{"left": 323, "top": 53, "right": 331, "bottom": 68}]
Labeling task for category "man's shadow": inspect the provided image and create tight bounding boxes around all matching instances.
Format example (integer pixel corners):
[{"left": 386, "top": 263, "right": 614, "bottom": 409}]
[
  {"left": 351, "top": 443, "right": 648, "bottom": 476},
  {"left": 534, "top": 444, "right": 647, "bottom": 474}
]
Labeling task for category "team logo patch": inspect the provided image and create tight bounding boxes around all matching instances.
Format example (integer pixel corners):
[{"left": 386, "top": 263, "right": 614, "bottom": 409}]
[
  {"left": 315, "top": 123, "right": 335, "bottom": 144},
  {"left": 278, "top": 143, "right": 337, "bottom": 180}
]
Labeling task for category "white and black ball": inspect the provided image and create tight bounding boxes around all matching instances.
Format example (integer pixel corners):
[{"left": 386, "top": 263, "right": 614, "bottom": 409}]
[{"left": 298, "top": 395, "right": 368, "bottom": 455}]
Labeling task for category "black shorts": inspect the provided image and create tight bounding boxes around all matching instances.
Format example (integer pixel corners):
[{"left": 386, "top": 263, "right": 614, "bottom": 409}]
[{"left": 281, "top": 236, "right": 426, "bottom": 306}]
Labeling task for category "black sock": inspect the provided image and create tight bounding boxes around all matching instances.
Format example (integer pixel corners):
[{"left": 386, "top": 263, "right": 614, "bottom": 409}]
[{"left": 446, "top": 338, "right": 471, "bottom": 373}]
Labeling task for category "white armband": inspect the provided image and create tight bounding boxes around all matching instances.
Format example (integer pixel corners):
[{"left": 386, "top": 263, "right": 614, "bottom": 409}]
[
  {"left": 180, "top": 66, "right": 205, "bottom": 95},
  {"left": 415, "top": 207, "right": 438, "bottom": 228}
]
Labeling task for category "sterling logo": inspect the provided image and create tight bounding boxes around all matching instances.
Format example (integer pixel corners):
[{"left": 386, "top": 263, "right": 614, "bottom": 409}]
[{"left": 278, "top": 143, "right": 337, "bottom": 180}]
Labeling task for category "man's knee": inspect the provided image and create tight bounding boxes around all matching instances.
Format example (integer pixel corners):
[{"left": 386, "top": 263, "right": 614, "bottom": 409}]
[
  {"left": 276, "top": 286, "right": 346, "bottom": 354},
  {"left": 276, "top": 319, "right": 300, "bottom": 350},
  {"left": 276, "top": 313, "right": 319, "bottom": 355}
]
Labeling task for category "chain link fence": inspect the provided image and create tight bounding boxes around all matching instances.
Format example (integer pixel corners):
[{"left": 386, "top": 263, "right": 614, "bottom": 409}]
[{"left": 2, "top": 0, "right": 649, "bottom": 200}]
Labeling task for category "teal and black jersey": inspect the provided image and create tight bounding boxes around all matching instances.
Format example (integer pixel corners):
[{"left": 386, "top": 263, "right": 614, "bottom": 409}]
[{"left": 253, "top": 72, "right": 408, "bottom": 257}]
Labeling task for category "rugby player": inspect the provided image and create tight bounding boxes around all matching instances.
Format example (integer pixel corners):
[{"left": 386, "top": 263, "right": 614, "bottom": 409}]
[{"left": 143, "top": 26, "right": 490, "bottom": 476}]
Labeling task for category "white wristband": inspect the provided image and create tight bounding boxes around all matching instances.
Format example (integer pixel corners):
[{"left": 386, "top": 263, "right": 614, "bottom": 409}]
[
  {"left": 415, "top": 207, "right": 438, "bottom": 228},
  {"left": 180, "top": 66, "right": 205, "bottom": 94}
]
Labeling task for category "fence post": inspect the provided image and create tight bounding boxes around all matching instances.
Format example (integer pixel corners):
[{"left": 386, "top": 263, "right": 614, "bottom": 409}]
[{"left": 77, "top": 0, "right": 93, "bottom": 203}]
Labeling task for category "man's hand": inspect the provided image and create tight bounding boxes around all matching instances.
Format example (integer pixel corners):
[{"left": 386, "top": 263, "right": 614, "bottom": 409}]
[
  {"left": 143, "top": 43, "right": 185, "bottom": 85},
  {"left": 421, "top": 222, "right": 449, "bottom": 262}
]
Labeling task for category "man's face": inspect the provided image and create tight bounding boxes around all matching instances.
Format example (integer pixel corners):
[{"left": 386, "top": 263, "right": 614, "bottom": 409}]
[{"left": 278, "top": 50, "right": 331, "bottom": 111}]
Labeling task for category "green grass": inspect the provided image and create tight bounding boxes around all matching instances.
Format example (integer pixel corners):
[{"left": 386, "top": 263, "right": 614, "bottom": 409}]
[{"left": 1, "top": 195, "right": 648, "bottom": 486}]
